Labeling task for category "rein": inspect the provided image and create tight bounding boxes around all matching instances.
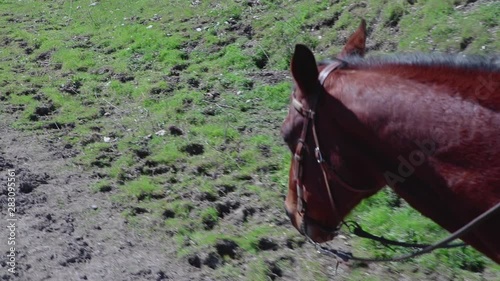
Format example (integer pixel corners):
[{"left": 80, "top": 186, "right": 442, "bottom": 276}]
[
  {"left": 291, "top": 59, "right": 500, "bottom": 262},
  {"left": 315, "top": 203, "right": 500, "bottom": 262}
]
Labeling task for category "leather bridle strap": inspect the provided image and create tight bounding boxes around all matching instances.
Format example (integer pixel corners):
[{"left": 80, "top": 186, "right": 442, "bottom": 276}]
[
  {"left": 291, "top": 59, "right": 347, "bottom": 114},
  {"left": 292, "top": 106, "right": 311, "bottom": 215},
  {"left": 311, "top": 112, "right": 338, "bottom": 221},
  {"left": 292, "top": 105, "right": 343, "bottom": 230},
  {"left": 319, "top": 61, "right": 346, "bottom": 85},
  {"left": 292, "top": 59, "right": 346, "bottom": 229}
]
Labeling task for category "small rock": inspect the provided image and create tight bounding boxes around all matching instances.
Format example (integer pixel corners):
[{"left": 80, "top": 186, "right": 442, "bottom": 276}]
[
  {"left": 155, "top": 130, "right": 166, "bottom": 136},
  {"left": 103, "top": 137, "right": 111, "bottom": 143},
  {"left": 91, "top": 205, "right": 98, "bottom": 210}
]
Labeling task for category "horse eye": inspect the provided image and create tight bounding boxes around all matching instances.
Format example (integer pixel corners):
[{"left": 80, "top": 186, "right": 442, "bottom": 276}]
[
  {"left": 281, "top": 122, "right": 294, "bottom": 145},
  {"left": 281, "top": 129, "right": 291, "bottom": 145}
]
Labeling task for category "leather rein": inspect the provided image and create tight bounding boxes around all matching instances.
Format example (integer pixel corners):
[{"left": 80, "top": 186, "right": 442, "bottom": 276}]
[{"left": 291, "top": 59, "right": 500, "bottom": 262}]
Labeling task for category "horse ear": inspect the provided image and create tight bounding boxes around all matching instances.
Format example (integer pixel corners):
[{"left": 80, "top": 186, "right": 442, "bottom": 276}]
[
  {"left": 338, "top": 19, "right": 366, "bottom": 58},
  {"left": 291, "top": 44, "right": 320, "bottom": 99}
]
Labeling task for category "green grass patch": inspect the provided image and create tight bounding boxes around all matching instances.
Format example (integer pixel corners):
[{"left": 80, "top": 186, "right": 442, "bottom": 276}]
[
  {"left": 148, "top": 138, "right": 183, "bottom": 165},
  {"left": 120, "top": 176, "right": 163, "bottom": 200}
]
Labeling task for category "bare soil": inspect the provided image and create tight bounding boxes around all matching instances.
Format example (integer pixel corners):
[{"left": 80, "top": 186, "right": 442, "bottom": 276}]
[
  {"left": 0, "top": 111, "right": 356, "bottom": 281},
  {"left": 0, "top": 115, "right": 190, "bottom": 280}
]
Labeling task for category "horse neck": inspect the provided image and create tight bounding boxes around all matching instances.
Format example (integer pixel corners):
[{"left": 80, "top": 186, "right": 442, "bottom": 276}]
[
  {"left": 325, "top": 63, "right": 500, "bottom": 145},
  {"left": 323, "top": 62, "right": 500, "bottom": 262},
  {"left": 323, "top": 64, "right": 500, "bottom": 202},
  {"left": 358, "top": 64, "right": 500, "bottom": 112}
]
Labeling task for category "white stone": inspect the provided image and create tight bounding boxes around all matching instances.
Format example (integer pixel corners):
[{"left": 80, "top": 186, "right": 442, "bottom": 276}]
[{"left": 155, "top": 130, "right": 166, "bottom": 136}]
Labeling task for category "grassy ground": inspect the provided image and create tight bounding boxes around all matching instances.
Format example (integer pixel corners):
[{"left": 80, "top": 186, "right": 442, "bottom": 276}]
[{"left": 1, "top": 0, "right": 499, "bottom": 280}]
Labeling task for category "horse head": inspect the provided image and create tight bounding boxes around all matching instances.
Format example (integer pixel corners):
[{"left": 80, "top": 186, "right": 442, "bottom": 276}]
[{"left": 281, "top": 20, "right": 386, "bottom": 243}]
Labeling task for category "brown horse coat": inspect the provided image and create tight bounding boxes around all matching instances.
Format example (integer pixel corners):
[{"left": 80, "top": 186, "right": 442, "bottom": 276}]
[{"left": 282, "top": 20, "right": 500, "bottom": 262}]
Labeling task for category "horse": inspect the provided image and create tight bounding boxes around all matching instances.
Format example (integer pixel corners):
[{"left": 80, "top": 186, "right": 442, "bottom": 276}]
[{"left": 281, "top": 19, "right": 500, "bottom": 263}]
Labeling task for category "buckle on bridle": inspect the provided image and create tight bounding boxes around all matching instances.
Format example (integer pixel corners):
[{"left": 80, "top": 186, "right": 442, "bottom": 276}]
[
  {"left": 306, "top": 109, "right": 315, "bottom": 119},
  {"left": 315, "top": 147, "right": 324, "bottom": 163},
  {"left": 294, "top": 153, "right": 302, "bottom": 162}
]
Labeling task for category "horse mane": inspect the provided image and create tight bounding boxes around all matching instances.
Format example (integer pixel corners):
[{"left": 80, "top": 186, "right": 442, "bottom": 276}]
[
  {"left": 319, "top": 53, "right": 500, "bottom": 112},
  {"left": 335, "top": 53, "right": 500, "bottom": 72}
]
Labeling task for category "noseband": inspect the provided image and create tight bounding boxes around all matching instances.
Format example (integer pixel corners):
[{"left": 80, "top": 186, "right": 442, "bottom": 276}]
[{"left": 291, "top": 59, "right": 375, "bottom": 237}]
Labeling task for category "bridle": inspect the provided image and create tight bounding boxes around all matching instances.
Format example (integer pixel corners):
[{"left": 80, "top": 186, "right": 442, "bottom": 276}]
[
  {"left": 289, "top": 59, "right": 500, "bottom": 262},
  {"left": 291, "top": 59, "right": 376, "bottom": 236}
]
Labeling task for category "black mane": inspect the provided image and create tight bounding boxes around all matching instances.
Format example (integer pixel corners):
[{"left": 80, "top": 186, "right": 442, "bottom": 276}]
[{"left": 320, "top": 53, "right": 500, "bottom": 72}]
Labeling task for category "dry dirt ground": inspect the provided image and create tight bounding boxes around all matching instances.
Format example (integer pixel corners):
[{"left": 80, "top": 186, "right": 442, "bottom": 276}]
[
  {"left": 1, "top": 114, "right": 191, "bottom": 280},
  {"left": 0, "top": 109, "right": 357, "bottom": 281}
]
